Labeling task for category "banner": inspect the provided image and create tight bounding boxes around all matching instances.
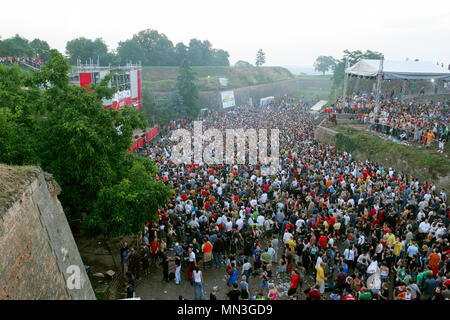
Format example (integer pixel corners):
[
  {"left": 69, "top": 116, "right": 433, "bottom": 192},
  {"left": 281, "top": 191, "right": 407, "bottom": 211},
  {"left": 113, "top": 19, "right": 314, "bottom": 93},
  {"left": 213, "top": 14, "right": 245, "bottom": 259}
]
[
  {"left": 129, "top": 126, "right": 159, "bottom": 152},
  {"left": 221, "top": 91, "right": 235, "bottom": 109}
]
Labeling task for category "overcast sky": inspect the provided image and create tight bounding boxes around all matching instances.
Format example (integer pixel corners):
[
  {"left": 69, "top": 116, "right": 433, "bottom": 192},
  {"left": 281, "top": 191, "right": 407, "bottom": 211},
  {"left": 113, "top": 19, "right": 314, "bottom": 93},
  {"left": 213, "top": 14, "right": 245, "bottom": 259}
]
[{"left": 1, "top": 0, "right": 449, "bottom": 67}]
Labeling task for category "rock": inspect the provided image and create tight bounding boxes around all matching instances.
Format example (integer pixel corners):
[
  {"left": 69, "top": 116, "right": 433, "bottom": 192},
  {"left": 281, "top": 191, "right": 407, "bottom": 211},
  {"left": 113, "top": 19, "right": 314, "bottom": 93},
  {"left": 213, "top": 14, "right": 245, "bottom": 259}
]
[{"left": 93, "top": 273, "right": 105, "bottom": 278}]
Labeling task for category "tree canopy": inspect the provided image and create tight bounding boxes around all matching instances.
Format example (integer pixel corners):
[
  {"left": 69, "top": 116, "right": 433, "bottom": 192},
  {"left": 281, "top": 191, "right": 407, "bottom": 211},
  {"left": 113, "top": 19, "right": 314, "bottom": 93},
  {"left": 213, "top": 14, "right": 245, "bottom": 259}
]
[
  {"left": 1, "top": 30, "right": 230, "bottom": 67},
  {"left": 0, "top": 34, "right": 51, "bottom": 61},
  {"left": 256, "top": 49, "right": 266, "bottom": 67},
  {"left": 0, "top": 50, "right": 170, "bottom": 238},
  {"left": 173, "top": 59, "right": 201, "bottom": 119},
  {"left": 313, "top": 56, "right": 336, "bottom": 75},
  {"left": 116, "top": 29, "right": 230, "bottom": 66},
  {"left": 65, "top": 37, "right": 117, "bottom": 66}
]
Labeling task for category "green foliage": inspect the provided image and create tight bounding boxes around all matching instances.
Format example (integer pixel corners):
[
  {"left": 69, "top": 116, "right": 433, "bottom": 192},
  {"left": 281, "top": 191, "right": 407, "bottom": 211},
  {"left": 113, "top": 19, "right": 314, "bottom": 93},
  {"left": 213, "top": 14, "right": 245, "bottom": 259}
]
[
  {"left": 141, "top": 88, "right": 175, "bottom": 126},
  {"left": 116, "top": 29, "right": 230, "bottom": 66},
  {"left": 335, "top": 133, "right": 357, "bottom": 153},
  {"left": 0, "top": 34, "right": 33, "bottom": 57},
  {"left": 30, "top": 38, "right": 51, "bottom": 61},
  {"left": 86, "top": 156, "right": 171, "bottom": 238},
  {"left": 0, "top": 34, "right": 51, "bottom": 62},
  {"left": 174, "top": 59, "right": 200, "bottom": 119},
  {"left": 333, "top": 126, "right": 449, "bottom": 180},
  {"left": 256, "top": 49, "right": 266, "bottom": 67},
  {"left": 313, "top": 56, "right": 336, "bottom": 75},
  {"left": 0, "top": 50, "right": 171, "bottom": 238},
  {"left": 65, "top": 37, "right": 114, "bottom": 66}
]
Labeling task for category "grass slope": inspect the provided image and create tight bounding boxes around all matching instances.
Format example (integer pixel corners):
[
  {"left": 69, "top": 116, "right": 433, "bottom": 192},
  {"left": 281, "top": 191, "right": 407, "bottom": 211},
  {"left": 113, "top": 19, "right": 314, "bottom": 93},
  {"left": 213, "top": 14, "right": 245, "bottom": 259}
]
[
  {"left": 333, "top": 126, "right": 449, "bottom": 183},
  {"left": 142, "top": 66, "right": 294, "bottom": 92}
]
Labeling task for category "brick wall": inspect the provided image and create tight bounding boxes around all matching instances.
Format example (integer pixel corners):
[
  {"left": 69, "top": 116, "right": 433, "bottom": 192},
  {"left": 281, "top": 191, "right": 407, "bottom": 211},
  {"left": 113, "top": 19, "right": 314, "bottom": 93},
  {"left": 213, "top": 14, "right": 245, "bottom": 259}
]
[{"left": 0, "top": 168, "right": 96, "bottom": 300}]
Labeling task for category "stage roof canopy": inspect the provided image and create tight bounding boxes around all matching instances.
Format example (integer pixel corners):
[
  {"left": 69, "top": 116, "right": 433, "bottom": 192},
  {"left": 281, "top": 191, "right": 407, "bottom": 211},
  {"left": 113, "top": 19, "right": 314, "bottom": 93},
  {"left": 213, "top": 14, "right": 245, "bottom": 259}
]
[{"left": 345, "top": 59, "right": 450, "bottom": 80}]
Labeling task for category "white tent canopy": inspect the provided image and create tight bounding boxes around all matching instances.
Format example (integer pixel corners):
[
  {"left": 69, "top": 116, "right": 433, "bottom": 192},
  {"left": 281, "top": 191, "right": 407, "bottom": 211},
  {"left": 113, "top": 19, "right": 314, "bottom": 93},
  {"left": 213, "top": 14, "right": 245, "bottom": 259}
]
[
  {"left": 310, "top": 100, "right": 328, "bottom": 112},
  {"left": 346, "top": 59, "right": 450, "bottom": 80}
]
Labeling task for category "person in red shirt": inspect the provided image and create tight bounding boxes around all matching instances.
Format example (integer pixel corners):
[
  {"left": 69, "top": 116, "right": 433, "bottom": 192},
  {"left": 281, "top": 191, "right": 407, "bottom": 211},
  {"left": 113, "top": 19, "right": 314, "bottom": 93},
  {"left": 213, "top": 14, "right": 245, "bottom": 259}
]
[
  {"left": 150, "top": 237, "right": 160, "bottom": 265},
  {"left": 288, "top": 269, "right": 299, "bottom": 296},
  {"left": 342, "top": 292, "right": 357, "bottom": 300},
  {"left": 306, "top": 284, "right": 321, "bottom": 300},
  {"left": 318, "top": 234, "right": 327, "bottom": 249}
]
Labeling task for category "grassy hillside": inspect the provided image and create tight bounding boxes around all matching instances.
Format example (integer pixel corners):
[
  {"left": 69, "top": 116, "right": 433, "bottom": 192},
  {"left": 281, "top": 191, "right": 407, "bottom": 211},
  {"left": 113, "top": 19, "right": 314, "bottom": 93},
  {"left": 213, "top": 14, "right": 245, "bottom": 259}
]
[
  {"left": 290, "top": 75, "right": 332, "bottom": 103},
  {"left": 142, "top": 66, "right": 294, "bottom": 92},
  {"left": 332, "top": 126, "right": 449, "bottom": 188}
]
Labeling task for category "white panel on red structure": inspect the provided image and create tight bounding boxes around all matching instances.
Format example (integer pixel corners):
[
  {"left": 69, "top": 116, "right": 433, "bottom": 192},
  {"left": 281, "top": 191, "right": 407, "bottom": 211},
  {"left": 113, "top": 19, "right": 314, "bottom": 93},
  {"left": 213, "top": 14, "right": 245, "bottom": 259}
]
[{"left": 130, "top": 69, "right": 138, "bottom": 99}]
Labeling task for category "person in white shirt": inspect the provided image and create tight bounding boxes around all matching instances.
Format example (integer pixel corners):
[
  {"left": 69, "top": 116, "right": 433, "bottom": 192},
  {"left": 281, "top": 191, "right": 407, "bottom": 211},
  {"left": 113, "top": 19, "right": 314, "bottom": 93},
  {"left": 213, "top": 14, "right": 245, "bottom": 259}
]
[
  {"left": 344, "top": 246, "right": 355, "bottom": 264},
  {"left": 283, "top": 231, "right": 293, "bottom": 244},
  {"left": 357, "top": 234, "right": 365, "bottom": 246},
  {"left": 328, "top": 236, "right": 335, "bottom": 248},
  {"left": 264, "top": 218, "right": 274, "bottom": 235},
  {"left": 242, "top": 260, "right": 251, "bottom": 276},
  {"left": 225, "top": 218, "right": 233, "bottom": 232},
  {"left": 344, "top": 213, "right": 350, "bottom": 226},
  {"left": 315, "top": 253, "right": 323, "bottom": 270},
  {"left": 236, "top": 217, "right": 244, "bottom": 230},
  {"left": 419, "top": 219, "right": 431, "bottom": 234},
  {"left": 296, "top": 218, "right": 305, "bottom": 231},
  {"left": 260, "top": 193, "right": 268, "bottom": 204},
  {"left": 257, "top": 214, "right": 265, "bottom": 227},
  {"left": 348, "top": 198, "right": 355, "bottom": 208},
  {"left": 192, "top": 266, "right": 204, "bottom": 300}
]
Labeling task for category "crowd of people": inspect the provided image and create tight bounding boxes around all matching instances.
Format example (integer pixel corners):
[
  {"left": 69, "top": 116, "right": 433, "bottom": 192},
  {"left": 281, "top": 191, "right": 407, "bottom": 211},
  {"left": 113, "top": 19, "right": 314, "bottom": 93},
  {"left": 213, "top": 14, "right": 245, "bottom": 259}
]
[
  {"left": 0, "top": 56, "right": 43, "bottom": 69},
  {"left": 122, "top": 96, "right": 449, "bottom": 300},
  {"left": 334, "top": 95, "right": 449, "bottom": 152}
]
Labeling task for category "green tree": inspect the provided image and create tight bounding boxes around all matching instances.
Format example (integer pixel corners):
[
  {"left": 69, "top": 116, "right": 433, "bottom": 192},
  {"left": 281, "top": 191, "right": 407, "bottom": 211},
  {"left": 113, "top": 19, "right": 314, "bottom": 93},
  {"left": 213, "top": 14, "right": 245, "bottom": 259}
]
[
  {"left": 255, "top": 49, "right": 266, "bottom": 66},
  {"left": 127, "top": 29, "right": 176, "bottom": 66},
  {"left": 174, "top": 42, "right": 188, "bottom": 65},
  {"left": 30, "top": 38, "right": 51, "bottom": 62},
  {"left": 175, "top": 59, "right": 200, "bottom": 119},
  {"left": 141, "top": 88, "right": 175, "bottom": 126},
  {"left": 86, "top": 156, "right": 171, "bottom": 238},
  {"left": 0, "top": 64, "right": 43, "bottom": 165},
  {"left": 313, "top": 56, "right": 336, "bottom": 75},
  {"left": 187, "top": 38, "right": 204, "bottom": 66},
  {"left": 0, "top": 50, "right": 171, "bottom": 233},
  {"left": 0, "top": 34, "right": 33, "bottom": 57},
  {"left": 169, "top": 88, "right": 187, "bottom": 118},
  {"left": 117, "top": 39, "right": 145, "bottom": 65},
  {"left": 210, "top": 49, "right": 230, "bottom": 66},
  {"left": 65, "top": 37, "right": 112, "bottom": 66}
]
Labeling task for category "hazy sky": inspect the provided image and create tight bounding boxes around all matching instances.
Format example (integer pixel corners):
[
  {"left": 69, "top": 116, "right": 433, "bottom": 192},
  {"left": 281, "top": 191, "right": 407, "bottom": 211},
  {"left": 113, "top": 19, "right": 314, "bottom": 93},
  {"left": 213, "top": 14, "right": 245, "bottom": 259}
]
[{"left": 1, "top": 0, "right": 449, "bottom": 67}]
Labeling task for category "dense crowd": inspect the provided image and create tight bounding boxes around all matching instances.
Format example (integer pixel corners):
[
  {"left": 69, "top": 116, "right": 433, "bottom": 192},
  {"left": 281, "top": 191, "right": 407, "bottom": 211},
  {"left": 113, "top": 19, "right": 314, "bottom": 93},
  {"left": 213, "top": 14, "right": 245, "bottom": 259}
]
[
  {"left": 334, "top": 95, "right": 449, "bottom": 152},
  {"left": 122, "top": 96, "right": 449, "bottom": 300},
  {"left": 0, "top": 56, "right": 43, "bottom": 69}
]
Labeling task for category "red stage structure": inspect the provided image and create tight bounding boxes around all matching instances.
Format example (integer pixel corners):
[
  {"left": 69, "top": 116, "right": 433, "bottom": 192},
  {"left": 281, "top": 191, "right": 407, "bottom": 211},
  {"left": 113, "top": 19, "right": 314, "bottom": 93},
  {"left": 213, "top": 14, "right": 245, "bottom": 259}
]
[{"left": 69, "top": 62, "right": 142, "bottom": 110}]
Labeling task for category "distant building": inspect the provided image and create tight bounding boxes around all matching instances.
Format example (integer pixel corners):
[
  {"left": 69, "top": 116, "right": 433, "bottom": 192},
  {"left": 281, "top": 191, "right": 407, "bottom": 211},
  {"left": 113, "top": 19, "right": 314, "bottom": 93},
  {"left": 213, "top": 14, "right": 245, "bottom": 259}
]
[{"left": 69, "top": 62, "right": 142, "bottom": 110}]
